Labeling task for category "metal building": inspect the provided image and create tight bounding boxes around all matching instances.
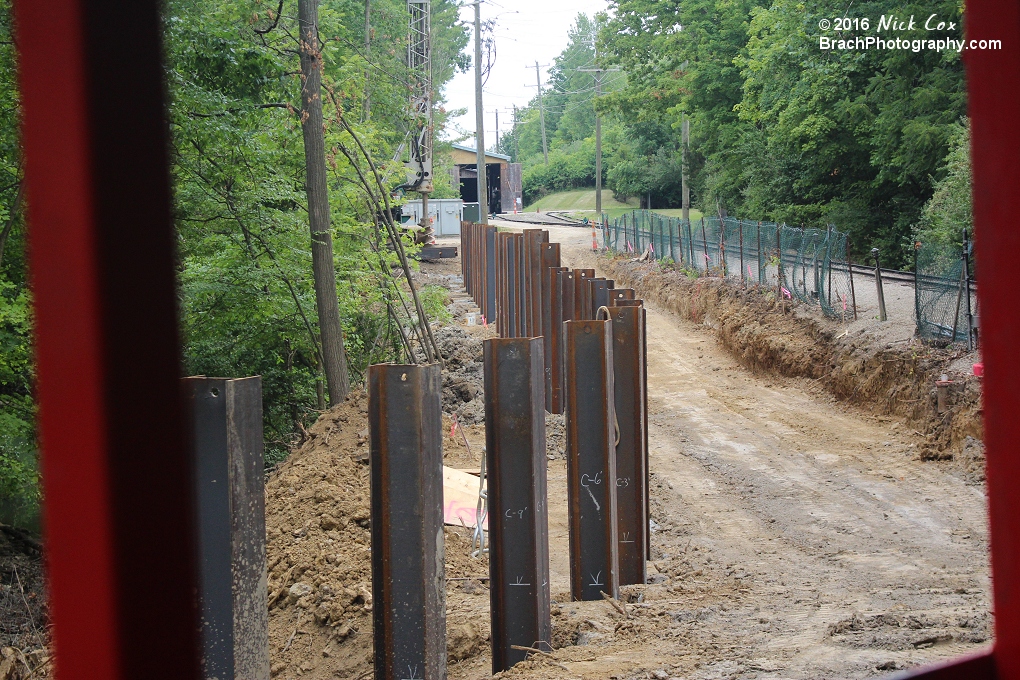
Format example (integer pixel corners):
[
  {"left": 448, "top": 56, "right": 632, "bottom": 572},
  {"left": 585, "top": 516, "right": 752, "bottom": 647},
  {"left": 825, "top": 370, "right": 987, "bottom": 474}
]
[{"left": 449, "top": 143, "right": 522, "bottom": 215}]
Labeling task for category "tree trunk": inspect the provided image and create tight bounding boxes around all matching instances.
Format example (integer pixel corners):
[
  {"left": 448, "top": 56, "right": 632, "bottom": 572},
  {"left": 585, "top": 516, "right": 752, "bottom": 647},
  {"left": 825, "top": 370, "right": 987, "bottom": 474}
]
[{"left": 298, "top": 0, "right": 350, "bottom": 404}]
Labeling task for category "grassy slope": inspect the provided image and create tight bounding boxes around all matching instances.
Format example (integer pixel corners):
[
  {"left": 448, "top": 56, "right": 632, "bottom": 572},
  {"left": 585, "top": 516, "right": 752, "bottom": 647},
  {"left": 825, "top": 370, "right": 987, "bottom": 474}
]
[{"left": 524, "top": 190, "right": 703, "bottom": 221}]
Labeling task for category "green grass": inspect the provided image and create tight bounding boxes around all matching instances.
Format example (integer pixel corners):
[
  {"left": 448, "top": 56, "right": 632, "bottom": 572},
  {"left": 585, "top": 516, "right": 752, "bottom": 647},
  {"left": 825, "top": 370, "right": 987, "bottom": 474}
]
[
  {"left": 524, "top": 190, "right": 703, "bottom": 222},
  {"left": 525, "top": 189, "right": 637, "bottom": 212}
]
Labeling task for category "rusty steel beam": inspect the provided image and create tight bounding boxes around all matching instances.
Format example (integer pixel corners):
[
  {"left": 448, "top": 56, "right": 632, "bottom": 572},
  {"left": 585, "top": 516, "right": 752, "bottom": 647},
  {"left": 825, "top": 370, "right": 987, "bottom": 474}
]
[
  {"left": 609, "top": 289, "right": 635, "bottom": 305},
  {"left": 548, "top": 267, "right": 570, "bottom": 414},
  {"left": 589, "top": 278, "right": 611, "bottom": 318},
  {"left": 485, "top": 226, "right": 497, "bottom": 324},
  {"left": 494, "top": 231, "right": 502, "bottom": 334},
  {"left": 559, "top": 270, "right": 576, "bottom": 324},
  {"left": 186, "top": 377, "right": 270, "bottom": 680},
  {"left": 528, "top": 230, "right": 550, "bottom": 337},
  {"left": 541, "top": 243, "right": 562, "bottom": 409},
  {"left": 369, "top": 364, "right": 446, "bottom": 680},
  {"left": 613, "top": 299, "right": 644, "bottom": 308},
  {"left": 484, "top": 338, "right": 552, "bottom": 672},
  {"left": 563, "top": 320, "right": 620, "bottom": 601},
  {"left": 516, "top": 233, "right": 527, "bottom": 337},
  {"left": 573, "top": 269, "right": 595, "bottom": 320},
  {"left": 505, "top": 234, "right": 519, "bottom": 338},
  {"left": 607, "top": 306, "right": 648, "bottom": 585}
]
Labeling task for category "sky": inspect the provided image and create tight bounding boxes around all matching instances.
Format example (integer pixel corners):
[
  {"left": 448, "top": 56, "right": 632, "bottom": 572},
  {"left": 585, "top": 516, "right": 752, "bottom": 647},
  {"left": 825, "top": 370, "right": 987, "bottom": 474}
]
[{"left": 439, "top": 0, "right": 610, "bottom": 149}]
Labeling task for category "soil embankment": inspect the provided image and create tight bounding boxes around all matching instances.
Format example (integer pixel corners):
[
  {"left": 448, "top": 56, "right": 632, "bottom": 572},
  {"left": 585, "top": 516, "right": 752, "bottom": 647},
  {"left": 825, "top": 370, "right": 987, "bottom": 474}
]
[{"left": 590, "top": 253, "right": 984, "bottom": 478}]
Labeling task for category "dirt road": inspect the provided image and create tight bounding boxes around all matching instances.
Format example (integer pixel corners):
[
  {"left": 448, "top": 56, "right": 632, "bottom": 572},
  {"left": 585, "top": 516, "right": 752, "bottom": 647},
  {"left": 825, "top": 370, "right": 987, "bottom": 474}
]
[{"left": 476, "top": 221, "right": 992, "bottom": 678}]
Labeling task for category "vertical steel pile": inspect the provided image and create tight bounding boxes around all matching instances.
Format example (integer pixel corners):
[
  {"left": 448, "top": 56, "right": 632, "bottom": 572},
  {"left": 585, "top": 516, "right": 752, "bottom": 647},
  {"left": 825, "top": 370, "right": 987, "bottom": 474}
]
[
  {"left": 484, "top": 338, "right": 552, "bottom": 671},
  {"left": 368, "top": 364, "right": 446, "bottom": 680},
  {"left": 573, "top": 269, "right": 596, "bottom": 320},
  {"left": 563, "top": 319, "right": 620, "bottom": 600},
  {"left": 186, "top": 376, "right": 270, "bottom": 680},
  {"left": 460, "top": 223, "right": 650, "bottom": 599},
  {"left": 607, "top": 304, "right": 649, "bottom": 582}
]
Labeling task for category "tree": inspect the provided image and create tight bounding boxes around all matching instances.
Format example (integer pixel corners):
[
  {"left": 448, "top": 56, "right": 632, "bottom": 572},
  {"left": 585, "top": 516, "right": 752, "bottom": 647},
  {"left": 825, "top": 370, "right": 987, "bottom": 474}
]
[{"left": 298, "top": 0, "right": 351, "bottom": 404}]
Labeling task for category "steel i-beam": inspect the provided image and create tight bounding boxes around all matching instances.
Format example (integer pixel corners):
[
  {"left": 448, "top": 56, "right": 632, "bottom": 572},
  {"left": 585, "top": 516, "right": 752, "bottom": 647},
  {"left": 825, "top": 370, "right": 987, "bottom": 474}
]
[
  {"left": 541, "top": 243, "right": 562, "bottom": 409},
  {"left": 589, "top": 278, "right": 611, "bottom": 318},
  {"left": 186, "top": 376, "right": 270, "bottom": 680},
  {"left": 527, "top": 230, "right": 550, "bottom": 336},
  {"left": 485, "top": 226, "right": 497, "bottom": 323},
  {"left": 573, "top": 269, "right": 595, "bottom": 320},
  {"left": 608, "top": 306, "right": 649, "bottom": 585},
  {"left": 563, "top": 319, "right": 620, "bottom": 601},
  {"left": 610, "top": 289, "right": 635, "bottom": 304},
  {"left": 369, "top": 364, "right": 446, "bottom": 680},
  {"left": 505, "top": 234, "right": 519, "bottom": 338},
  {"left": 484, "top": 338, "right": 552, "bottom": 672},
  {"left": 547, "top": 267, "right": 570, "bottom": 414}
]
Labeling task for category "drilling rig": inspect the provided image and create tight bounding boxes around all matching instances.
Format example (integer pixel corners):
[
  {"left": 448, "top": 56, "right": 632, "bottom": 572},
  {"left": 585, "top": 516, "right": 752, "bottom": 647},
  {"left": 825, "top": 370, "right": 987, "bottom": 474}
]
[{"left": 406, "top": 0, "right": 434, "bottom": 244}]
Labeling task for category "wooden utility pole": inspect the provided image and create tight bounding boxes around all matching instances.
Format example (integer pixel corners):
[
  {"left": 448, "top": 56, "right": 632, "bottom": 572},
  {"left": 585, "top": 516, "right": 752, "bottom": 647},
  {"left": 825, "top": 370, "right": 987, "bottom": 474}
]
[
  {"left": 298, "top": 0, "right": 351, "bottom": 404},
  {"left": 535, "top": 62, "right": 549, "bottom": 165},
  {"left": 578, "top": 67, "right": 619, "bottom": 218},
  {"left": 474, "top": 1, "right": 489, "bottom": 222}
]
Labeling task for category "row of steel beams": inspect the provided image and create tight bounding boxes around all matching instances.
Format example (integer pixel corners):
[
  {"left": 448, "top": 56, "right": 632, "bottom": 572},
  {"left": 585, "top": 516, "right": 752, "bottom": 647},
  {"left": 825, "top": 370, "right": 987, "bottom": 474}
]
[{"left": 461, "top": 224, "right": 650, "bottom": 614}]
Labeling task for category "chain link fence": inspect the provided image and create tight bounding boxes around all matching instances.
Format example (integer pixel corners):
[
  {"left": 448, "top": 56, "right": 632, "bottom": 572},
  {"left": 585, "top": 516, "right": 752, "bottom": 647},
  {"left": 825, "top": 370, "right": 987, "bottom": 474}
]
[
  {"left": 914, "top": 239, "right": 977, "bottom": 347},
  {"left": 603, "top": 211, "right": 857, "bottom": 322}
]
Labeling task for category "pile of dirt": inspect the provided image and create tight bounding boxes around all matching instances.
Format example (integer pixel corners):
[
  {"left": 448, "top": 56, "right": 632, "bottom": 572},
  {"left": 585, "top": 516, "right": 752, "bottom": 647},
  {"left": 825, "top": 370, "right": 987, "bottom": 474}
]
[
  {"left": 594, "top": 253, "right": 985, "bottom": 478},
  {"left": 435, "top": 324, "right": 494, "bottom": 425},
  {"left": 0, "top": 525, "right": 48, "bottom": 680},
  {"left": 264, "top": 390, "right": 492, "bottom": 679}
]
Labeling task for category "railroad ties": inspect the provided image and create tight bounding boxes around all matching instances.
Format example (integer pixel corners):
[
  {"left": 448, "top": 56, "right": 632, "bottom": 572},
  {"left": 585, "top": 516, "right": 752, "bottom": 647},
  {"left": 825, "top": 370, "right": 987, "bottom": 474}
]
[{"left": 369, "top": 222, "right": 649, "bottom": 674}]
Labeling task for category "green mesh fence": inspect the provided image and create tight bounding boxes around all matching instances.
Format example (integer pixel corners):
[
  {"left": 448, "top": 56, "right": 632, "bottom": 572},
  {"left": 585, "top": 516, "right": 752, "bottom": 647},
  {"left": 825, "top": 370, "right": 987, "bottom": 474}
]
[
  {"left": 915, "top": 240, "right": 976, "bottom": 344},
  {"left": 603, "top": 211, "right": 856, "bottom": 321}
]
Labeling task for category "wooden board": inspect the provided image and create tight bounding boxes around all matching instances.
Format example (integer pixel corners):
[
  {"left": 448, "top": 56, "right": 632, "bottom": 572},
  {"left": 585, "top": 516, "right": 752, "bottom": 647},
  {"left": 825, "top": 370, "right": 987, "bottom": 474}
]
[{"left": 443, "top": 465, "right": 487, "bottom": 530}]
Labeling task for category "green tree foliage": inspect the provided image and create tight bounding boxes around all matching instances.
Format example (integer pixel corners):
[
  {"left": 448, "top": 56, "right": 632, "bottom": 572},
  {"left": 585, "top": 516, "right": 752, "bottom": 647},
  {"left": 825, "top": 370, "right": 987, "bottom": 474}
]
[
  {"left": 167, "top": 0, "right": 468, "bottom": 461},
  {"left": 503, "top": 14, "right": 625, "bottom": 204},
  {"left": 0, "top": 0, "right": 38, "bottom": 529},
  {"left": 0, "top": 0, "right": 469, "bottom": 517},
  {"left": 915, "top": 119, "right": 971, "bottom": 247},
  {"left": 597, "top": 0, "right": 966, "bottom": 264}
]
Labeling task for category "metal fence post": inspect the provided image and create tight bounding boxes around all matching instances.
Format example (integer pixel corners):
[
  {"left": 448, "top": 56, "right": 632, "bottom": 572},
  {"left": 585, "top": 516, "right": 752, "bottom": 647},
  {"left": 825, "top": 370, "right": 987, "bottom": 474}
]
[
  {"left": 701, "top": 218, "right": 709, "bottom": 274},
  {"left": 739, "top": 220, "right": 745, "bottom": 285},
  {"left": 872, "top": 248, "right": 888, "bottom": 322},
  {"left": 563, "top": 319, "right": 620, "bottom": 601},
  {"left": 963, "top": 228, "right": 975, "bottom": 350},
  {"left": 484, "top": 338, "right": 552, "bottom": 671},
  {"left": 368, "top": 364, "right": 446, "bottom": 680}
]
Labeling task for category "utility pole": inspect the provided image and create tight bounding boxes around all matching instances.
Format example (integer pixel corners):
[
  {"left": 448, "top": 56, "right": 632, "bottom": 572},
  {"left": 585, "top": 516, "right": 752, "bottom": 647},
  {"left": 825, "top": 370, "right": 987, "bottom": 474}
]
[
  {"left": 495, "top": 108, "right": 500, "bottom": 154},
  {"left": 578, "top": 67, "right": 619, "bottom": 218},
  {"left": 534, "top": 62, "right": 549, "bottom": 164},
  {"left": 474, "top": 1, "right": 489, "bottom": 222},
  {"left": 513, "top": 104, "right": 520, "bottom": 162},
  {"left": 681, "top": 115, "right": 690, "bottom": 222}
]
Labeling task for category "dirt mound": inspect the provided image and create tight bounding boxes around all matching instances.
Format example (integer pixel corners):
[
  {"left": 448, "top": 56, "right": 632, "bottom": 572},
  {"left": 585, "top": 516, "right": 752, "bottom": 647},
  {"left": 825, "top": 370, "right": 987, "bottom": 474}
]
[
  {"left": 264, "top": 390, "right": 491, "bottom": 679},
  {"left": 594, "top": 254, "right": 985, "bottom": 478},
  {"left": 435, "top": 324, "right": 493, "bottom": 425}
]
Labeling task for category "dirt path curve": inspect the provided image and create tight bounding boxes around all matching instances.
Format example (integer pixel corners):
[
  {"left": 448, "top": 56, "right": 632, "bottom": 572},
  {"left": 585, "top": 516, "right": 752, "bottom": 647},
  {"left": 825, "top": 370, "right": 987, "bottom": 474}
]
[{"left": 493, "top": 221, "right": 991, "bottom": 678}]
